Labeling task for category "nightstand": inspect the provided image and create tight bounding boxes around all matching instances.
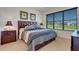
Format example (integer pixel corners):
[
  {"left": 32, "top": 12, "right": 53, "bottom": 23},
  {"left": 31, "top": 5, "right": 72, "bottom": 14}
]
[
  {"left": 71, "top": 30, "right": 79, "bottom": 51},
  {"left": 1, "top": 30, "right": 16, "bottom": 45}
]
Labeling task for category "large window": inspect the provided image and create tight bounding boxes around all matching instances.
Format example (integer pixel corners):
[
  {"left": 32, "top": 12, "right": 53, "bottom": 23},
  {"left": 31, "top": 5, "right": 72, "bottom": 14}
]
[{"left": 46, "top": 7, "right": 77, "bottom": 30}]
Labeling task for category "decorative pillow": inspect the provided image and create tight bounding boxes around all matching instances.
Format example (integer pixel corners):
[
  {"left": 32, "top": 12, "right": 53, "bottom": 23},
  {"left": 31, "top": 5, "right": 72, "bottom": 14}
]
[
  {"left": 24, "top": 25, "right": 35, "bottom": 31},
  {"left": 33, "top": 24, "right": 41, "bottom": 28},
  {"left": 24, "top": 23, "right": 42, "bottom": 31}
]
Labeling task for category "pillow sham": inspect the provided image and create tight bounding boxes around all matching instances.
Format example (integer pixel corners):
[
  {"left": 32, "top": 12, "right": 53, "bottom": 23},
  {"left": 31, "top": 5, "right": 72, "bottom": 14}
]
[
  {"left": 33, "top": 24, "right": 41, "bottom": 28},
  {"left": 24, "top": 25, "right": 35, "bottom": 30},
  {"left": 24, "top": 24, "right": 42, "bottom": 31}
]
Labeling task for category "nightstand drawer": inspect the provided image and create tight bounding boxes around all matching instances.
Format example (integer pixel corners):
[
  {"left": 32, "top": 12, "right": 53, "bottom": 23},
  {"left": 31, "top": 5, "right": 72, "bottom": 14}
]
[
  {"left": 1, "top": 30, "right": 16, "bottom": 45},
  {"left": 3, "top": 31, "right": 16, "bottom": 37}
]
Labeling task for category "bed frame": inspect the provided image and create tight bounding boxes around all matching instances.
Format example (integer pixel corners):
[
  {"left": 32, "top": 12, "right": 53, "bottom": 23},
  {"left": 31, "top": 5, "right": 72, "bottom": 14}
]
[{"left": 18, "top": 21, "right": 56, "bottom": 51}]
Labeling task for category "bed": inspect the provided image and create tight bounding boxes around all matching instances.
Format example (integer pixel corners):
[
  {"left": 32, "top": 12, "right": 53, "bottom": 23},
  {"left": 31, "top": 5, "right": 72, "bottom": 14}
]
[{"left": 18, "top": 21, "right": 57, "bottom": 51}]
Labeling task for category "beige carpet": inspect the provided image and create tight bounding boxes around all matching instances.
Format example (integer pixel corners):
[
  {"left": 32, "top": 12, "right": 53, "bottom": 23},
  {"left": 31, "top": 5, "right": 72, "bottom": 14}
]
[{"left": 0, "top": 37, "right": 71, "bottom": 51}]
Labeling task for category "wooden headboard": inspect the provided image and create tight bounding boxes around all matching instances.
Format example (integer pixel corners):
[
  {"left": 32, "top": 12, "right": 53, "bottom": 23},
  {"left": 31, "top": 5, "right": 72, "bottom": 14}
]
[{"left": 18, "top": 21, "right": 37, "bottom": 36}]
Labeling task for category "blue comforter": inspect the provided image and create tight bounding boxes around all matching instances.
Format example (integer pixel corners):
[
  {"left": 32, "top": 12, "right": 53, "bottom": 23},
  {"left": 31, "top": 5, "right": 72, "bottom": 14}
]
[
  {"left": 27, "top": 29, "right": 57, "bottom": 45},
  {"left": 22, "top": 28, "right": 57, "bottom": 50}
]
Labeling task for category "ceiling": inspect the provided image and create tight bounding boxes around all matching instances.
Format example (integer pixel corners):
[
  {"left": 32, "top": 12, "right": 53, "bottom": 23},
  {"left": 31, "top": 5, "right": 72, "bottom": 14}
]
[
  {"left": 33, "top": 7, "right": 72, "bottom": 13},
  {"left": 33, "top": 7, "right": 54, "bottom": 12}
]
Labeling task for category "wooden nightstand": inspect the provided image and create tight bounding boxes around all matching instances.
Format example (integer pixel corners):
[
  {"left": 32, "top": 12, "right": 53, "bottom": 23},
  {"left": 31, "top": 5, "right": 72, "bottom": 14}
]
[{"left": 1, "top": 30, "right": 16, "bottom": 45}]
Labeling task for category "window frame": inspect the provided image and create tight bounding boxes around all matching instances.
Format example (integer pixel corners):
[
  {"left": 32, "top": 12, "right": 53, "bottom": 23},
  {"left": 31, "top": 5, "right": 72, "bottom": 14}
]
[{"left": 46, "top": 7, "right": 77, "bottom": 31}]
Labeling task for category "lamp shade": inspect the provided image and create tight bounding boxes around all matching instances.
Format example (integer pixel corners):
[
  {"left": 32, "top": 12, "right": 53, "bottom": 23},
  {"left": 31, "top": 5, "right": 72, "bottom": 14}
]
[
  {"left": 40, "top": 22, "right": 43, "bottom": 25},
  {"left": 6, "top": 21, "right": 12, "bottom": 26}
]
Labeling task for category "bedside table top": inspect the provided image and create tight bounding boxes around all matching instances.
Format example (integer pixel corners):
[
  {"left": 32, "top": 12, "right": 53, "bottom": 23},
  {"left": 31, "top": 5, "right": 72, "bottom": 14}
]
[
  {"left": 3, "top": 26, "right": 17, "bottom": 31},
  {"left": 72, "top": 30, "right": 79, "bottom": 37}
]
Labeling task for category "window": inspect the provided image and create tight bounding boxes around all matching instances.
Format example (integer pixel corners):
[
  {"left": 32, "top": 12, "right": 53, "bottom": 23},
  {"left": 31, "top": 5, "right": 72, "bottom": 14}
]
[
  {"left": 46, "top": 7, "right": 77, "bottom": 30},
  {"left": 46, "top": 14, "right": 53, "bottom": 29},
  {"left": 64, "top": 9, "right": 77, "bottom": 30},
  {"left": 54, "top": 12, "right": 63, "bottom": 30}
]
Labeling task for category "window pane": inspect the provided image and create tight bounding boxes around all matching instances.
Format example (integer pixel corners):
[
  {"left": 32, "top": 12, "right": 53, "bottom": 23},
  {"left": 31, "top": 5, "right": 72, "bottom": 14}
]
[
  {"left": 47, "top": 21, "right": 53, "bottom": 29},
  {"left": 64, "top": 9, "right": 77, "bottom": 30},
  {"left": 47, "top": 14, "right": 53, "bottom": 29},
  {"left": 54, "top": 12, "right": 63, "bottom": 29}
]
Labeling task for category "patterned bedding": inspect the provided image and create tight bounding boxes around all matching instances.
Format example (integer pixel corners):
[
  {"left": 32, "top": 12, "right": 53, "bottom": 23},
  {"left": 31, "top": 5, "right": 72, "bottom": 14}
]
[
  {"left": 20, "top": 24, "right": 57, "bottom": 50},
  {"left": 21, "top": 28, "right": 57, "bottom": 51}
]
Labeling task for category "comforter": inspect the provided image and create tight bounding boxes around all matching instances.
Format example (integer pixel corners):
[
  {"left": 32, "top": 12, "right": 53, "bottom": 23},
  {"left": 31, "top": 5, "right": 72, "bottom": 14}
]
[{"left": 21, "top": 28, "right": 57, "bottom": 51}]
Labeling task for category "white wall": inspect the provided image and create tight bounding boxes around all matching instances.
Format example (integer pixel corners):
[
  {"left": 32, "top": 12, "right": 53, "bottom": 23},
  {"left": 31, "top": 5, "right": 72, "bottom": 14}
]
[
  {"left": 42, "top": 7, "right": 78, "bottom": 39},
  {"left": 0, "top": 7, "right": 42, "bottom": 27}
]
